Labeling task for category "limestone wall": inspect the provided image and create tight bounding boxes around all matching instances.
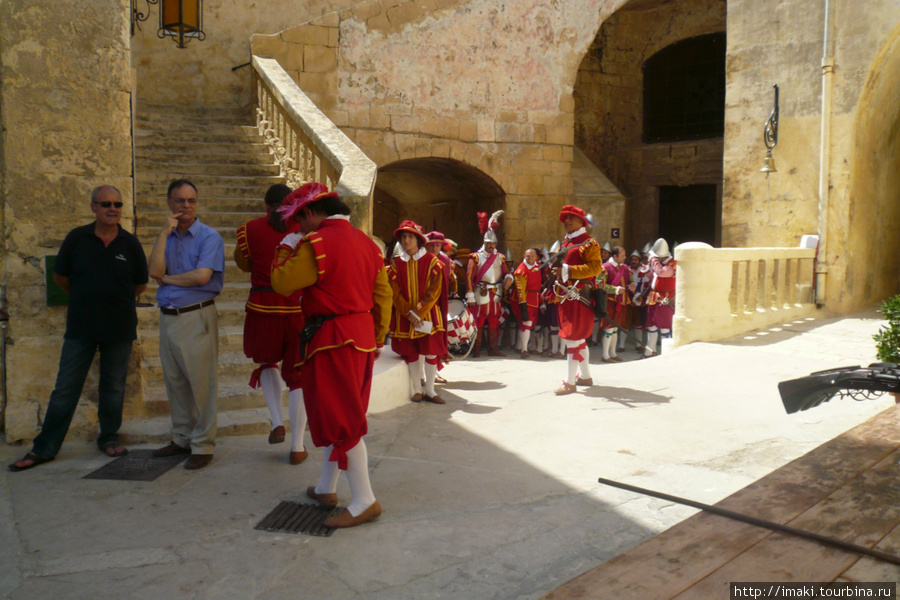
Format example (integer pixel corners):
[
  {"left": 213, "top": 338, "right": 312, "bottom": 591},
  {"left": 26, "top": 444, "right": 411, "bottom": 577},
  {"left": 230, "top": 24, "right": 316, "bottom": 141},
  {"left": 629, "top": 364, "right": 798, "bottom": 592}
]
[
  {"left": 723, "top": 0, "right": 900, "bottom": 312},
  {"left": 0, "top": 0, "right": 134, "bottom": 441},
  {"left": 252, "top": 0, "right": 631, "bottom": 255},
  {"left": 131, "top": 0, "right": 364, "bottom": 109},
  {"left": 575, "top": 0, "right": 726, "bottom": 250}
]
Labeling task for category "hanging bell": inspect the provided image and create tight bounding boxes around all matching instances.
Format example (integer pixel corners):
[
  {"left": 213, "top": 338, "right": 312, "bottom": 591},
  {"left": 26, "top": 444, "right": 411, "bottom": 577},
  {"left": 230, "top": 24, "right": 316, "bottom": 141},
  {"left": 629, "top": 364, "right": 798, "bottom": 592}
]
[{"left": 760, "top": 149, "right": 777, "bottom": 174}]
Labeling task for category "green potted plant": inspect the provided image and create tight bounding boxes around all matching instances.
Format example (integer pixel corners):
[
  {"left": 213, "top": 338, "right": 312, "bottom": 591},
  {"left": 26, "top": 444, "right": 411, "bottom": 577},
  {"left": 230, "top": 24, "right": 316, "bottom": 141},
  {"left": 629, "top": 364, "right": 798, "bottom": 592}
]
[{"left": 873, "top": 294, "right": 900, "bottom": 402}]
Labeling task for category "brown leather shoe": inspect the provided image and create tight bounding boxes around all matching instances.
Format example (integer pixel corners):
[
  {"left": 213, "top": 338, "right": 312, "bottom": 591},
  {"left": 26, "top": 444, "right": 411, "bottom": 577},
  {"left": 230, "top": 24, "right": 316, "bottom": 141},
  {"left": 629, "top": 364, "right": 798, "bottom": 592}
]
[
  {"left": 268, "top": 425, "right": 285, "bottom": 444},
  {"left": 306, "top": 485, "right": 338, "bottom": 508},
  {"left": 639, "top": 351, "right": 659, "bottom": 360},
  {"left": 289, "top": 450, "right": 308, "bottom": 465},
  {"left": 152, "top": 441, "right": 190, "bottom": 458},
  {"left": 520, "top": 351, "right": 530, "bottom": 359},
  {"left": 411, "top": 393, "right": 424, "bottom": 402},
  {"left": 555, "top": 381, "right": 577, "bottom": 395},
  {"left": 602, "top": 357, "right": 617, "bottom": 364},
  {"left": 323, "top": 501, "right": 382, "bottom": 528},
  {"left": 424, "top": 394, "right": 446, "bottom": 404},
  {"left": 610, "top": 356, "right": 624, "bottom": 363},
  {"left": 435, "top": 375, "right": 447, "bottom": 384},
  {"left": 575, "top": 377, "right": 593, "bottom": 386},
  {"left": 184, "top": 454, "right": 213, "bottom": 470}
]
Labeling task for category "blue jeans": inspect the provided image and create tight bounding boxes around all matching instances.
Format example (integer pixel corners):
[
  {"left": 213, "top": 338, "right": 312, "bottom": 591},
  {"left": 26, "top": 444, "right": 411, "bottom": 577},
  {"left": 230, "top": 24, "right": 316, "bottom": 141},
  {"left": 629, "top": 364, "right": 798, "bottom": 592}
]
[{"left": 31, "top": 338, "right": 133, "bottom": 458}]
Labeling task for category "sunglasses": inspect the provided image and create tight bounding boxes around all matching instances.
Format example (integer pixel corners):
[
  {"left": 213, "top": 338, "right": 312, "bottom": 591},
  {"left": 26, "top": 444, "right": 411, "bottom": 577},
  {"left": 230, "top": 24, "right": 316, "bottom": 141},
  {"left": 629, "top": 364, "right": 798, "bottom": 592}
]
[{"left": 94, "top": 201, "right": 124, "bottom": 208}]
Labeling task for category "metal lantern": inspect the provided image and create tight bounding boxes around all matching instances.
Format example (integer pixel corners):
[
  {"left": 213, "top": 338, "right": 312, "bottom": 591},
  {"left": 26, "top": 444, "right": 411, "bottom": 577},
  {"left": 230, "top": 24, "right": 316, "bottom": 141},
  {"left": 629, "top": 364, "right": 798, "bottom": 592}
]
[
  {"left": 159, "top": 0, "right": 206, "bottom": 48},
  {"left": 760, "top": 84, "right": 779, "bottom": 175}
]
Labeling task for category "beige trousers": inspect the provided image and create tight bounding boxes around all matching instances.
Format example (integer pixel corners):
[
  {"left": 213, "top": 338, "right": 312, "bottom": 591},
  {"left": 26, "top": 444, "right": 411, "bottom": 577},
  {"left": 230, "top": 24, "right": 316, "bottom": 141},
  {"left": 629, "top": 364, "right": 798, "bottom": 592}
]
[{"left": 158, "top": 304, "right": 218, "bottom": 454}]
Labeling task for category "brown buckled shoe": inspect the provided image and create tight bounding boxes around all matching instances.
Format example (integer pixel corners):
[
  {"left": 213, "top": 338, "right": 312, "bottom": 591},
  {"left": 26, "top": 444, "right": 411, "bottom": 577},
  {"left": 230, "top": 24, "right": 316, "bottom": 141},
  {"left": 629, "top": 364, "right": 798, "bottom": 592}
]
[
  {"left": 268, "top": 425, "right": 285, "bottom": 444},
  {"left": 152, "top": 441, "right": 190, "bottom": 458},
  {"left": 555, "top": 381, "right": 577, "bottom": 395},
  {"left": 411, "top": 393, "right": 424, "bottom": 402},
  {"left": 289, "top": 450, "right": 308, "bottom": 465},
  {"left": 323, "top": 501, "right": 382, "bottom": 528},
  {"left": 424, "top": 394, "right": 446, "bottom": 404},
  {"left": 575, "top": 377, "right": 593, "bottom": 386},
  {"left": 306, "top": 485, "right": 338, "bottom": 508},
  {"left": 184, "top": 454, "right": 213, "bottom": 470}
]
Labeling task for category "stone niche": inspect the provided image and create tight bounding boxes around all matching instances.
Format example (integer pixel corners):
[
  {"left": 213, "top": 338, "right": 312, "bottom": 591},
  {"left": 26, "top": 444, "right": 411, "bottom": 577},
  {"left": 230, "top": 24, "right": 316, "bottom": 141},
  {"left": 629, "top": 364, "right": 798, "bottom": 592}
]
[
  {"left": 0, "top": 0, "right": 134, "bottom": 442},
  {"left": 574, "top": 0, "right": 727, "bottom": 250}
]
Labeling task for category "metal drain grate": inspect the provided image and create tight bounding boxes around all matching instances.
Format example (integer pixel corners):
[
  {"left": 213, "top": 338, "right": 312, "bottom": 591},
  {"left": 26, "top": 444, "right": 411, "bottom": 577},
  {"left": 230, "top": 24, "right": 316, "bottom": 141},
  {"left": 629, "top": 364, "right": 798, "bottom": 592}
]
[
  {"left": 83, "top": 449, "right": 188, "bottom": 481},
  {"left": 255, "top": 501, "right": 342, "bottom": 537}
]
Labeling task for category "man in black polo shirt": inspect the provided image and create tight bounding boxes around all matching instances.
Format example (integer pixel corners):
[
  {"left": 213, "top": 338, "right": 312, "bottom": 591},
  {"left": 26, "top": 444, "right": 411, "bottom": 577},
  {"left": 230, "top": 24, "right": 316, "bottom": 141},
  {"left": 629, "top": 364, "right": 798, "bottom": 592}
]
[{"left": 9, "top": 185, "right": 148, "bottom": 471}]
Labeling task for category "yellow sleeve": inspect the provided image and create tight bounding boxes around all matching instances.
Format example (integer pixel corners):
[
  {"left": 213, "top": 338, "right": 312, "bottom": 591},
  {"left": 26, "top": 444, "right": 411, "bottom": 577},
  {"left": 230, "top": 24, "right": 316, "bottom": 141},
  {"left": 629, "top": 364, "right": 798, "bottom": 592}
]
[
  {"left": 567, "top": 244, "right": 604, "bottom": 281},
  {"left": 372, "top": 266, "right": 392, "bottom": 345},
  {"left": 233, "top": 244, "right": 251, "bottom": 273},
  {"left": 271, "top": 241, "right": 318, "bottom": 296},
  {"left": 515, "top": 269, "right": 527, "bottom": 301},
  {"left": 388, "top": 266, "right": 414, "bottom": 317},
  {"left": 415, "top": 259, "right": 443, "bottom": 318}
]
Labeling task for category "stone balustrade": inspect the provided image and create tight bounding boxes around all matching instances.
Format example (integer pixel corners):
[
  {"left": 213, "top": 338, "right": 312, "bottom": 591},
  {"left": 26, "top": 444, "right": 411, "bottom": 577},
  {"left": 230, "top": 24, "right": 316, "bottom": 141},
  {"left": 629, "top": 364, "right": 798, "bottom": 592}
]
[
  {"left": 252, "top": 55, "right": 377, "bottom": 232},
  {"left": 673, "top": 243, "right": 818, "bottom": 347}
]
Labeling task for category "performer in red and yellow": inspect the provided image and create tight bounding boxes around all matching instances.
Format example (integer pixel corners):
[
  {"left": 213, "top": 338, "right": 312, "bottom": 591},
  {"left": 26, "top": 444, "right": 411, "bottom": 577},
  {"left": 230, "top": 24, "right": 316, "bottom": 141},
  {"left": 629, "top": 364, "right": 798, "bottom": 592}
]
[
  {"left": 512, "top": 248, "right": 542, "bottom": 359},
  {"left": 550, "top": 205, "right": 605, "bottom": 395},
  {"left": 466, "top": 210, "right": 513, "bottom": 357},
  {"left": 600, "top": 246, "right": 632, "bottom": 364},
  {"left": 271, "top": 182, "right": 392, "bottom": 528},
  {"left": 388, "top": 222, "right": 448, "bottom": 404},
  {"left": 235, "top": 184, "right": 308, "bottom": 464}
]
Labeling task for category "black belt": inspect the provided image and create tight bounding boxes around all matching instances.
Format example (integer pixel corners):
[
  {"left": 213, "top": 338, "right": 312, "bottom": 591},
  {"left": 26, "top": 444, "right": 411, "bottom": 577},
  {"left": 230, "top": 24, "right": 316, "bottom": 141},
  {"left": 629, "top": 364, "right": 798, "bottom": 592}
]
[
  {"left": 250, "top": 286, "right": 274, "bottom": 292},
  {"left": 160, "top": 298, "right": 215, "bottom": 316}
]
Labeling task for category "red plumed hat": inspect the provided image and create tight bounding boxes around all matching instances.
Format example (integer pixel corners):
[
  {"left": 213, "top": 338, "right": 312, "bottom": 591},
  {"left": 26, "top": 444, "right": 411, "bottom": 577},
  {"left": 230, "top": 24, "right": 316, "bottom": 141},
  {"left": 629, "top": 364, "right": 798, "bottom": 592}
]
[
  {"left": 277, "top": 182, "right": 339, "bottom": 221},
  {"left": 394, "top": 220, "right": 426, "bottom": 246},
  {"left": 558, "top": 204, "right": 592, "bottom": 226}
]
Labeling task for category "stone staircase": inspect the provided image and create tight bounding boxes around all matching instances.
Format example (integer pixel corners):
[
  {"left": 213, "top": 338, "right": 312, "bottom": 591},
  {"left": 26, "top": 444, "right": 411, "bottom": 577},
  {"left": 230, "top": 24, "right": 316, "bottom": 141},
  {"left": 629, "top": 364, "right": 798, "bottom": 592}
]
[
  {"left": 126, "top": 102, "right": 286, "bottom": 441},
  {"left": 571, "top": 147, "right": 627, "bottom": 241}
]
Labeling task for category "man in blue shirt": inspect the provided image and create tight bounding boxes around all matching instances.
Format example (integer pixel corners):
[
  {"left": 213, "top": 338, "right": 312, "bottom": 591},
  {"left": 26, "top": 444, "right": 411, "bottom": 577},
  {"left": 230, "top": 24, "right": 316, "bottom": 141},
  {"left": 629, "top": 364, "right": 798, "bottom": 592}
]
[
  {"left": 148, "top": 179, "right": 224, "bottom": 470},
  {"left": 9, "top": 185, "right": 148, "bottom": 471}
]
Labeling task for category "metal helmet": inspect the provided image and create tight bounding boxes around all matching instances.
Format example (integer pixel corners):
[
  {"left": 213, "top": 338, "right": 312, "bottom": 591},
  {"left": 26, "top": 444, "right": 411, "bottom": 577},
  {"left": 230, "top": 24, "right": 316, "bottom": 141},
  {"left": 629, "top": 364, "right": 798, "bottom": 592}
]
[
  {"left": 602, "top": 241, "right": 612, "bottom": 253},
  {"left": 483, "top": 229, "right": 498, "bottom": 244},
  {"left": 650, "top": 238, "right": 670, "bottom": 259}
]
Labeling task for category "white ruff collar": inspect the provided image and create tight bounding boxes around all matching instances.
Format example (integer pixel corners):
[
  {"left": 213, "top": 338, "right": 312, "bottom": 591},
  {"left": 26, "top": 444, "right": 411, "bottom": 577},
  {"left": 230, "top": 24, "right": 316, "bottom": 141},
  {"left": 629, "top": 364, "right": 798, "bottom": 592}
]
[
  {"left": 400, "top": 246, "right": 427, "bottom": 262},
  {"left": 566, "top": 227, "right": 586, "bottom": 239},
  {"left": 324, "top": 214, "right": 351, "bottom": 222},
  {"left": 522, "top": 261, "right": 540, "bottom": 271}
]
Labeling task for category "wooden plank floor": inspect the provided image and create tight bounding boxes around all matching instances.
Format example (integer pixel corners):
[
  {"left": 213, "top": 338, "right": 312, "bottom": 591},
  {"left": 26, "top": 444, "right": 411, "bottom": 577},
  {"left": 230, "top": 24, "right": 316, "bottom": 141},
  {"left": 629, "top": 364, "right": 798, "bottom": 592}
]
[{"left": 544, "top": 406, "right": 900, "bottom": 600}]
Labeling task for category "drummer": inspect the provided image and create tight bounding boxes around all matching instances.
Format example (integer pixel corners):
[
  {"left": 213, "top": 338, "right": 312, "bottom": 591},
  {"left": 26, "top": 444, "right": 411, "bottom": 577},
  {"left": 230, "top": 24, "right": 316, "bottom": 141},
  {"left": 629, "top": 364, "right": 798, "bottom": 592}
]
[{"left": 387, "top": 221, "right": 448, "bottom": 404}]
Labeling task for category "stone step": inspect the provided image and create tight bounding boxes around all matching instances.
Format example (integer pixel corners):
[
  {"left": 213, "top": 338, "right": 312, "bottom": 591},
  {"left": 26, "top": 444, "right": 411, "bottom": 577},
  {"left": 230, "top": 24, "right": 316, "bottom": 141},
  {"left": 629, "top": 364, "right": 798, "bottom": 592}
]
[
  {"left": 134, "top": 122, "right": 261, "bottom": 139},
  {"left": 143, "top": 282, "right": 252, "bottom": 304},
  {"left": 136, "top": 210, "right": 260, "bottom": 228},
  {"left": 136, "top": 181, "right": 285, "bottom": 199},
  {"left": 137, "top": 196, "right": 272, "bottom": 213},
  {"left": 118, "top": 407, "right": 273, "bottom": 444},
  {"left": 136, "top": 224, "right": 240, "bottom": 243},
  {"left": 135, "top": 149, "right": 274, "bottom": 165},
  {"left": 137, "top": 301, "right": 248, "bottom": 329},
  {"left": 134, "top": 139, "right": 270, "bottom": 156},
  {"left": 136, "top": 102, "right": 253, "bottom": 120},
  {"left": 137, "top": 162, "right": 280, "bottom": 177},
  {"left": 134, "top": 111, "right": 254, "bottom": 129},
  {"left": 139, "top": 325, "right": 246, "bottom": 356}
]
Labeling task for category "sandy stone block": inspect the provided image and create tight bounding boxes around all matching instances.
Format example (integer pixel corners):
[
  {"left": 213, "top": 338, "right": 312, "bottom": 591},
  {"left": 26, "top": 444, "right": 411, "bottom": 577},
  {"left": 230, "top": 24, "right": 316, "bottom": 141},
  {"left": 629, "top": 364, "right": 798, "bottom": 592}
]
[
  {"left": 381, "top": 102, "right": 413, "bottom": 116},
  {"left": 327, "top": 28, "right": 339, "bottom": 47},
  {"left": 282, "top": 25, "right": 330, "bottom": 46},
  {"left": 543, "top": 176, "right": 571, "bottom": 196},
  {"left": 496, "top": 122, "right": 535, "bottom": 144},
  {"left": 456, "top": 119, "right": 477, "bottom": 142},
  {"left": 433, "top": 0, "right": 460, "bottom": 8},
  {"left": 477, "top": 119, "right": 495, "bottom": 143},
  {"left": 379, "top": 0, "right": 405, "bottom": 11},
  {"left": 414, "top": 137, "right": 436, "bottom": 157},
  {"left": 351, "top": 0, "right": 383, "bottom": 21},
  {"left": 391, "top": 114, "right": 421, "bottom": 134},
  {"left": 532, "top": 124, "right": 548, "bottom": 144},
  {"left": 387, "top": 3, "right": 423, "bottom": 28},
  {"left": 521, "top": 159, "right": 552, "bottom": 176},
  {"left": 312, "top": 12, "right": 340, "bottom": 27},
  {"left": 516, "top": 175, "right": 544, "bottom": 196},
  {"left": 464, "top": 145, "right": 485, "bottom": 169},
  {"left": 297, "top": 71, "right": 337, "bottom": 99},
  {"left": 369, "top": 107, "right": 391, "bottom": 130},
  {"left": 325, "top": 109, "right": 349, "bottom": 127},
  {"left": 546, "top": 126, "right": 574, "bottom": 146},
  {"left": 543, "top": 145, "right": 564, "bottom": 161},
  {"left": 449, "top": 140, "right": 469, "bottom": 162},
  {"left": 518, "top": 145, "right": 543, "bottom": 161},
  {"left": 504, "top": 219, "right": 525, "bottom": 243},
  {"left": 497, "top": 110, "right": 525, "bottom": 124},
  {"left": 367, "top": 13, "right": 392, "bottom": 32},
  {"left": 431, "top": 138, "right": 452, "bottom": 158},
  {"left": 347, "top": 106, "right": 371, "bottom": 128},
  {"left": 561, "top": 146, "right": 574, "bottom": 162},
  {"left": 304, "top": 45, "right": 338, "bottom": 73},
  {"left": 250, "top": 34, "right": 283, "bottom": 58},
  {"left": 550, "top": 161, "right": 571, "bottom": 177},
  {"left": 559, "top": 95, "right": 576, "bottom": 113},
  {"left": 421, "top": 116, "right": 458, "bottom": 138},
  {"left": 394, "top": 133, "right": 420, "bottom": 159},
  {"left": 357, "top": 129, "right": 399, "bottom": 164}
]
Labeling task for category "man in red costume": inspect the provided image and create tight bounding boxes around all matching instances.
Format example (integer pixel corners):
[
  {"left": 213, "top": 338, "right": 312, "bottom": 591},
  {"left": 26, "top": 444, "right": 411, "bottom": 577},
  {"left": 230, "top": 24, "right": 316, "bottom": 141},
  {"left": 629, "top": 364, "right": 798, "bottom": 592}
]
[
  {"left": 642, "top": 237, "right": 676, "bottom": 359},
  {"left": 512, "top": 248, "right": 542, "bottom": 358},
  {"left": 600, "top": 246, "right": 632, "bottom": 363},
  {"left": 550, "top": 205, "right": 605, "bottom": 395},
  {"left": 235, "top": 184, "right": 308, "bottom": 464},
  {"left": 389, "top": 222, "right": 448, "bottom": 404},
  {"left": 271, "top": 182, "right": 392, "bottom": 528}
]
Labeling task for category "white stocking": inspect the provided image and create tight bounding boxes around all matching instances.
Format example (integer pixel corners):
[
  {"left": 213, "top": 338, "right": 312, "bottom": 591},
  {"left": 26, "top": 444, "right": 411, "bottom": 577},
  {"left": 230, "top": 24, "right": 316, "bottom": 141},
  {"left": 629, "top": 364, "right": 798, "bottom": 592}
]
[
  {"left": 645, "top": 327, "right": 659, "bottom": 356},
  {"left": 579, "top": 344, "right": 592, "bottom": 379},
  {"left": 346, "top": 439, "right": 377, "bottom": 517},
  {"left": 260, "top": 367, "right": 283, "bottom": 429},
  {"left": 601, "top": 329, "right": 613, "bottom": 360},
  {"left": 316, "top": 445, "right": 340, "bottom": 495},
  {"left": 423, "top": 356, "right": 438, "bottom": 397},
  {"left": 288, "top": 388, "right": 306, "bottom": 452},
  {"left": 551, "top": 332, "right": 560, "bottom": 354},
  {"left": 519, "top": 329, "right": 531, "bottom": 352},
  {"left": 564, "top": 339, "right": 583, "bottom": 385},
  {"left": 608, "top": 330, "right": 619, "bottom": 358},
  {"left": 407, "top": 360, "right": 423, "bottom": 395}
]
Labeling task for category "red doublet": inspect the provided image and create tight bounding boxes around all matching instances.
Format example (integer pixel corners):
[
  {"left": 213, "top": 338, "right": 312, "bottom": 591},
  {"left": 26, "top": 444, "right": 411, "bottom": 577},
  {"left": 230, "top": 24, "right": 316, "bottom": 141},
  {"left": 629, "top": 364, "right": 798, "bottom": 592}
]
[
  {"left": 602, "top": 261, "right": 632, "bottom": 330},
  {"left": 236, "top": 217, "right": 303, "bottom": 389},
  {"left": 388, "top": 251, "right": 448, "bottom": 359},
  {"left": 512, "top": 261, "right": 542, "bottom": 330},
  {"left": 647, "top": 256, "right": 676, "bottom": 329},
  {"left": 558, "top": 233, "right": 603, "bottom": 340},
  {"left": 273, "top": 218, "right": 387, "bottom": 469}
]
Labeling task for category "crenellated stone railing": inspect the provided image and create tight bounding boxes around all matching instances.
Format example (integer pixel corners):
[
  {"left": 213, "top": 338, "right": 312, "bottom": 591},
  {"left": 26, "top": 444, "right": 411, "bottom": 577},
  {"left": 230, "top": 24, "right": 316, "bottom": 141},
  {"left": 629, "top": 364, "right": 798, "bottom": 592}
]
[
  {"left": 673, "top": 243, "right": 819, "bottom": 347},
  {"left": 251, "top": 55, "right": 376, "bottom": 232}
]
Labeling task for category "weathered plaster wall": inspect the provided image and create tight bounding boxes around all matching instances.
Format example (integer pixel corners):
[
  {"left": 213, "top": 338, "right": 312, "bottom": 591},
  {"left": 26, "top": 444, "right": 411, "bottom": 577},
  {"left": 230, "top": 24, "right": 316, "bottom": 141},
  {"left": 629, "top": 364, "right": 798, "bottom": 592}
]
[
  {"left": 253, "top": 0, "right": 630, "bottom": 254},
  {"left": 723, "top": 0, "right": 900, "bottom": 312},
  {"left": 131, "top": 0, "right": 363, "bottom": 108},
  {"left": 0, "top": 0, "right": 134, "bottom": 441},
  {"left": 574, "top": 0, "right": 726, "bottom": 250}
]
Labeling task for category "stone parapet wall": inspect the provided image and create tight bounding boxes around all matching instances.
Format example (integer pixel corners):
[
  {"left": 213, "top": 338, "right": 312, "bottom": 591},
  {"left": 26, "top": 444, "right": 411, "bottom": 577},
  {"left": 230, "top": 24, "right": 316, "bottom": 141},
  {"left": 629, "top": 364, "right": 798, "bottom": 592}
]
[{"left": 0, "top": 0, "right": 135, "bottom": 441}]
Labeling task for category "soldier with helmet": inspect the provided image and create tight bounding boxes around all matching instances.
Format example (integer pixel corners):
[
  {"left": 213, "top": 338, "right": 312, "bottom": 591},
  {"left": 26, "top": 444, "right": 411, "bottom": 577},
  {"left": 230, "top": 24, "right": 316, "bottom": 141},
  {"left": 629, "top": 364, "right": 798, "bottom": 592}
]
[
  {"left": 466, "top": 210, "right": 513, "bottom": 357},
  {"left": 642, "top": 237, "right": 676, "bottom": 358}
]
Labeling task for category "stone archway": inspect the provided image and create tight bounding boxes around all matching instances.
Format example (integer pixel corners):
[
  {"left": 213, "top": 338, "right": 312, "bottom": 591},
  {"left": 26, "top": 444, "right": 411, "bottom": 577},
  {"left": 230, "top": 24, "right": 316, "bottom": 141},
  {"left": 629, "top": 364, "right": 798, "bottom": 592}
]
[
  {"left": 373, "top": 158, "right": 506, "bottom": 254},
  {"left": 841, "top": 24, "right": 900, "bottom": 310}
]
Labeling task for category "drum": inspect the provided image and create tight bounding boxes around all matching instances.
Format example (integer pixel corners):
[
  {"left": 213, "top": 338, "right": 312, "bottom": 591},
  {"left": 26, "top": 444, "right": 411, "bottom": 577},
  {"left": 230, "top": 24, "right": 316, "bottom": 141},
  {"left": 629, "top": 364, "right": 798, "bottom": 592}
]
[{"left": 446, "top": 298, "right": 476, "bottom": 359}]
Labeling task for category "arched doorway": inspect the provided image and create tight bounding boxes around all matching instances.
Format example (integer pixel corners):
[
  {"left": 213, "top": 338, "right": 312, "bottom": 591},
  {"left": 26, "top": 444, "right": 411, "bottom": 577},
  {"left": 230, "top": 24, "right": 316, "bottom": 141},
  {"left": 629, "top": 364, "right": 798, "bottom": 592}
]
[{"left": 374, "top": 158, "right": 506, "bottom": 254}]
